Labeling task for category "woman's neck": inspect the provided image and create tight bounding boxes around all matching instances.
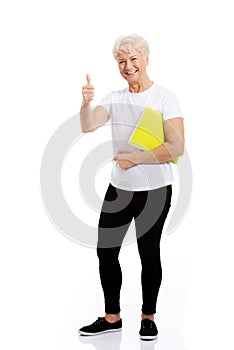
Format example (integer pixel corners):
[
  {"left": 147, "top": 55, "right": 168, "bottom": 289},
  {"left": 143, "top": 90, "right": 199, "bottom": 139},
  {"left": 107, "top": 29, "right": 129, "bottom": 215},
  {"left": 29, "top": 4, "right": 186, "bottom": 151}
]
[{"left": 128, "top": 78, "right": 153, "bottom": 93}]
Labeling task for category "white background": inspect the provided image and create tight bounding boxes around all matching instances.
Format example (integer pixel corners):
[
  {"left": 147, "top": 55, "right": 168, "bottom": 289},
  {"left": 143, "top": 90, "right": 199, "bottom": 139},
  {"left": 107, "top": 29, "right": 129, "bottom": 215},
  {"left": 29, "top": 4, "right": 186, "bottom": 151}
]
[{"left": 1, "top": 0, "right": 234, "bottom": 349}]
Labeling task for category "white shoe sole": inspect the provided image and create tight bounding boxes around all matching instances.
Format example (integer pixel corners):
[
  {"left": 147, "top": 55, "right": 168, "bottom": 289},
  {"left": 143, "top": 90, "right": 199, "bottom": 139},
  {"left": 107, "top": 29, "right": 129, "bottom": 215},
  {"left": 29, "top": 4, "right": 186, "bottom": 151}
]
[
  {"left": 140, "top": 334, "right": 158, "bottom": 341},
  {"left": 78, "top": 328, "right": 122, "bottom": 336}
]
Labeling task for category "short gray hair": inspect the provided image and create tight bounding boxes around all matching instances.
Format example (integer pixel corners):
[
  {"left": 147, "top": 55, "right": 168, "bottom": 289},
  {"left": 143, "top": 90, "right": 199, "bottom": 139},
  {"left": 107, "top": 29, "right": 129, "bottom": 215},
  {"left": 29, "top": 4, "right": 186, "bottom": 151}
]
[{"left": 112, "top": 34, "right": 150, "bottom": 59}]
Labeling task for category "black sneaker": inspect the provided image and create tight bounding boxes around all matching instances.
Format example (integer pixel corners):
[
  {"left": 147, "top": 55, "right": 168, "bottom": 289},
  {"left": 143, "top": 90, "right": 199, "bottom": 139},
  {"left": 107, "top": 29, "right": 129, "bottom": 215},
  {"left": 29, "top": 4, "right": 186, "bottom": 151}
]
[
  {"left": 78, "top": 317, "right": 122, "bottom": 336},
  {"left": 139, "top": 319, "right": 158, "bottom": 340}
]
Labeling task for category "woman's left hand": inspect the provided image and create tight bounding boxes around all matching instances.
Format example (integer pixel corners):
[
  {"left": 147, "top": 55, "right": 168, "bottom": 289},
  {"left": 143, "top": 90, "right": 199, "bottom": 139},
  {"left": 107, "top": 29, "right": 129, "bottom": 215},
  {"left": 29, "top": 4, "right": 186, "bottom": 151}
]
[{"left": 113, "top": 152, "right": 138, "bottom": 170}]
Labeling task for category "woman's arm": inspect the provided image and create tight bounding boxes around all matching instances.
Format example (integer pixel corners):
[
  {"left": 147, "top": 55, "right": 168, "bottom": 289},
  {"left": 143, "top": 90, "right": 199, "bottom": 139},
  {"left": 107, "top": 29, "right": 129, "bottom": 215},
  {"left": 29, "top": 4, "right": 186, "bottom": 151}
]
[
  {"left": 80, "top": 74, "right": 109, "bottom": 133},
  {"left": 114, "top": 117, "right": 184, "bottom": 169}
]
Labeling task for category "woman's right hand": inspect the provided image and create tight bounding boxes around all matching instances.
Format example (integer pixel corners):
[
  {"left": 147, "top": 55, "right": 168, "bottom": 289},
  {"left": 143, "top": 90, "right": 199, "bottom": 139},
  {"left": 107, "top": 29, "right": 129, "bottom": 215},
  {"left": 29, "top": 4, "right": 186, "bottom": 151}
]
[
  {"left": 80, "top": 74, "right": 109, "bottom": 132},
  {"left": 82, "top": 74, "right": 94, "bottom": 103}
]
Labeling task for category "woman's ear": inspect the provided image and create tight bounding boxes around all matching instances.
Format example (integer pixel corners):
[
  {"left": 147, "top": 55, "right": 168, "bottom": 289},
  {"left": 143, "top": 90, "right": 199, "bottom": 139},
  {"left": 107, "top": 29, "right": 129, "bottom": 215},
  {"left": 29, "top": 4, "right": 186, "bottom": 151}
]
[{"left": 145, "top": 56, "right": 149, "bottom": 65}]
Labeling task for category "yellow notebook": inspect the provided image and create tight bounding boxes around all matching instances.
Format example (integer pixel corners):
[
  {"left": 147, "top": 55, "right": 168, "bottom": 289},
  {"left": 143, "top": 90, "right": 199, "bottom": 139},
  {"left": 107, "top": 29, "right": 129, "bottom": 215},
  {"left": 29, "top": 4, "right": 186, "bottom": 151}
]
[{"left": 128, "top": 106, "right": 178, "bottom": 164}]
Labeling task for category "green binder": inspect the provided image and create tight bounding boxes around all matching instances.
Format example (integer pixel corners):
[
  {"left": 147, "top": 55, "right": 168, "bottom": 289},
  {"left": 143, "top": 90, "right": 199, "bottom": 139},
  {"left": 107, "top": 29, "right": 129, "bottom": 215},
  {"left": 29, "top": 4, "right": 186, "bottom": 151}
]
[{"left": 128, "top": 106, "right": 178, "bottom": 164}]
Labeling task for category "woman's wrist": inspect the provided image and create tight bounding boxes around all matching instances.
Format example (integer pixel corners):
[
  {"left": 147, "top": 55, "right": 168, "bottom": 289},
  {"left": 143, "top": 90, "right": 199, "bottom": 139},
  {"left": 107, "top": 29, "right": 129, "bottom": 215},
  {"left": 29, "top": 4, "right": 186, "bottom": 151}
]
[{"left": 81, "top": 100, "right": 91, "bottom": 111}]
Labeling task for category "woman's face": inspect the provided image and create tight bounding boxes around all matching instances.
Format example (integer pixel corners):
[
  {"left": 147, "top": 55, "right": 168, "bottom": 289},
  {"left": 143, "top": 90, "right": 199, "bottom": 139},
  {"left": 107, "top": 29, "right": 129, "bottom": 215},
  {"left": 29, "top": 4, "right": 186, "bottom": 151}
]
[{"left": 116, "top": 49, "right": 148, "bottom": 84}]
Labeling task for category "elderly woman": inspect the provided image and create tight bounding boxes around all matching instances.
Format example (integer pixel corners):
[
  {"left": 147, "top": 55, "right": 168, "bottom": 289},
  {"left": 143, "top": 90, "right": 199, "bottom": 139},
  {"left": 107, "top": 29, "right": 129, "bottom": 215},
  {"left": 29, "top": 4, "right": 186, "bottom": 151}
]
[{"left": 78, "top": 34, "right": 184, "bottom": 341}]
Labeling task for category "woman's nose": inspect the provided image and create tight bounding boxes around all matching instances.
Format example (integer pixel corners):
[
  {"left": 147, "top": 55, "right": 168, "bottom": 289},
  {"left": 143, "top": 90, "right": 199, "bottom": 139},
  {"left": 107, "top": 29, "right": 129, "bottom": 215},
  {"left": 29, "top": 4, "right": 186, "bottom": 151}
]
[{"left": 125, "top": 60, "right": 133, "bottom": 70}]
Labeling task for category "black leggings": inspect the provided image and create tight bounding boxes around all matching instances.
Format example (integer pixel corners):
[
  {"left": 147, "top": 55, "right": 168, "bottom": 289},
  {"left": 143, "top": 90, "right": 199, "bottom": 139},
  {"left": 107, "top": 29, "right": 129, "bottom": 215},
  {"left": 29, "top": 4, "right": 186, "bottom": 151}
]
[{"left": 97, "top": 183, "right": 172, "bottom": 315}]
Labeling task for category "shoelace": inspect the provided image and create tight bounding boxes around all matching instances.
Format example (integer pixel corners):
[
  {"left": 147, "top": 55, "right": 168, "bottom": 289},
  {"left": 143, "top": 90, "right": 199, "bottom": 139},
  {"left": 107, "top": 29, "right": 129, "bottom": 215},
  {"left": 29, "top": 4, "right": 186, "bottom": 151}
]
[{"left": 93, "top": 317, "right": 105, "bottom": 325}]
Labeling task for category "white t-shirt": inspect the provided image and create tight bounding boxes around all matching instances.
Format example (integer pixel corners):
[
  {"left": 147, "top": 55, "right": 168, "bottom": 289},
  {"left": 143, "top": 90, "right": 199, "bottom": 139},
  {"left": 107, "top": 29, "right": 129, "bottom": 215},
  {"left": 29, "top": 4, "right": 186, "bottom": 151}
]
[{"left": 99, "top": 83, "right": 183, "bottom": 191}]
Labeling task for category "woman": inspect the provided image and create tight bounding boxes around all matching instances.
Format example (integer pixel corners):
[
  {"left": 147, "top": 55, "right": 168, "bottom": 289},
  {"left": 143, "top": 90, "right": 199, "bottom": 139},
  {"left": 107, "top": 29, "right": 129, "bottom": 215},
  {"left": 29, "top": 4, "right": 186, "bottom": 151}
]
[{"left": 78, "top": 34, "right": 184, "bottom": 341}]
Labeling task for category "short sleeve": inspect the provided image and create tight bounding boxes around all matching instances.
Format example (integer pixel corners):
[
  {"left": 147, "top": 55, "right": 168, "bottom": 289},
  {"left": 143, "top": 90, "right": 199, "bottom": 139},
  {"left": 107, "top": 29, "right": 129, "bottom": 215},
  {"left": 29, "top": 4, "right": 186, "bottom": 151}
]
[
  {"left": 98, "top": 92, "right": 113, "bottom": 114},
  {"left": 162, "top": 91, "right": 183, "bottom": 120}
]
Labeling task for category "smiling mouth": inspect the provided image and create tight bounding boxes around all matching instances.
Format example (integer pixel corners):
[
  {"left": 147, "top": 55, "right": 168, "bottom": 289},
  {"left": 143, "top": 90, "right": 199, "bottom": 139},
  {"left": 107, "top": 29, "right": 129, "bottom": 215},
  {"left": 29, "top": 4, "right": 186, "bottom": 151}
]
[{"left": 125, "top": 70, "right": 138, "bottom": 75}]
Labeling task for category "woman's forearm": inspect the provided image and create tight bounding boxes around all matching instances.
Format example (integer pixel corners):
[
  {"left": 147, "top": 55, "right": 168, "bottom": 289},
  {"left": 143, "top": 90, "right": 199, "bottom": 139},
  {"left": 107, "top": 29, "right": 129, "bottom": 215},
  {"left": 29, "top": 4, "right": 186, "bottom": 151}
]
[
  {"left": 114, "top": 142, "right": 184, "bottom": 170},
  {"left": 80, "top": 102, "right": 96, "bottom": 133},
  {"left": 135, "top": 142, "right": 184, "bottom": 164}
]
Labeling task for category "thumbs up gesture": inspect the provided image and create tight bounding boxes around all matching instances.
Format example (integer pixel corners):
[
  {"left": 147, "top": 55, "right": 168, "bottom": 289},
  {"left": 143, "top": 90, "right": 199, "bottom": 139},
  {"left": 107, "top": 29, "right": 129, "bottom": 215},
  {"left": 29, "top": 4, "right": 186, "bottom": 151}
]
[{"left": 82, "top": 74, "right": 95, "bottom": 103}]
